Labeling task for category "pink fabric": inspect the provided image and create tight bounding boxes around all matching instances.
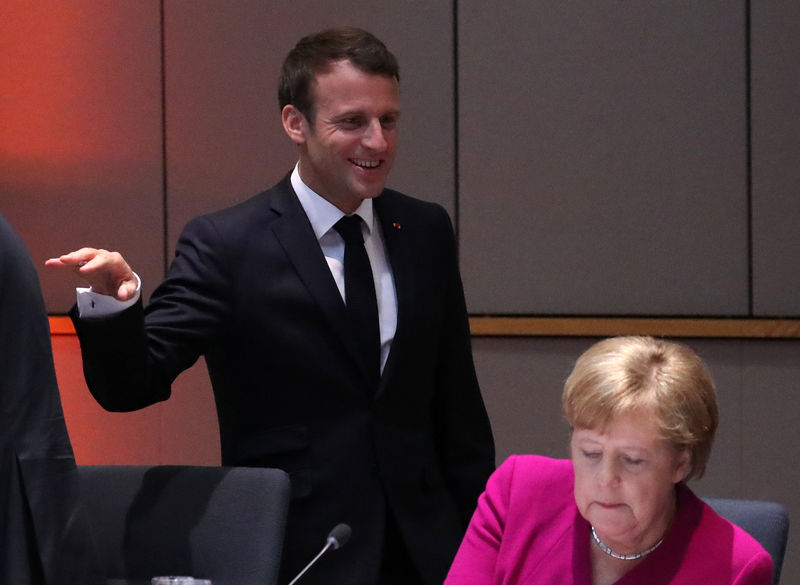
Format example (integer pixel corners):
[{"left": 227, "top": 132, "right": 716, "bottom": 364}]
[{"left": 445, "top": 455, "right": 772, "bottom": 585}]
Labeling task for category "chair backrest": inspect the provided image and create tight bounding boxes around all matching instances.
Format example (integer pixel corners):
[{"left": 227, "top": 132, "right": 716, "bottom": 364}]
[
  {"left": 77, "top": 465, "right": 290, "bottom": 585},
  {"left": 704, "top": 497, "right": 789, "bottom": 585}
]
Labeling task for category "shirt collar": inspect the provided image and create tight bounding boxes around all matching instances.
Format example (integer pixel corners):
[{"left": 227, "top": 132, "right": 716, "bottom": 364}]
[{"left": 290, "top": 163, "right": 375, "bottom": 240}]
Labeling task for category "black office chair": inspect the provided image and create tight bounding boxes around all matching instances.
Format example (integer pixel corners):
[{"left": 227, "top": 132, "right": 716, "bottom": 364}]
[
  {"left": 77, "top": 465, "right": 290, "bottom": 585},
  {"left": 704, "top": 497, "right": 789, "bottom": 585}
]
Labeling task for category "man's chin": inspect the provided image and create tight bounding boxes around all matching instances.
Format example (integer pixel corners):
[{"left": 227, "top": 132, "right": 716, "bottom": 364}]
[
  {"left": 352, "top": 182, "right": 387, "bottom": 200},
  {"left": 351, "top": 169, "right": 390, "bottom": 193}
]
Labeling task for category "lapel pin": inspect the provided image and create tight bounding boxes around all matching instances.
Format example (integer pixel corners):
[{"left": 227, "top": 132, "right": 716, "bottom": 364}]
[{"left": 392, "top": 222, "right": 402, "bottom": 230}]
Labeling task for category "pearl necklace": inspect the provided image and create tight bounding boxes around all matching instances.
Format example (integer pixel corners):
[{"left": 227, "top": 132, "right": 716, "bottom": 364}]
[{"left": 590, "top": 526, "right": 663, "bottom": 561}]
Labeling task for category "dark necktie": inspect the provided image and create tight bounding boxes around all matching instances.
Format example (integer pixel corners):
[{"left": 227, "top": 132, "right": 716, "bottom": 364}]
[{"left": 334, "top": 215, "right": 380, "bottom": 387}]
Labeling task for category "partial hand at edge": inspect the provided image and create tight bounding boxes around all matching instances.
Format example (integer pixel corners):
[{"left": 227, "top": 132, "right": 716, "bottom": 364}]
[{"left": 44, "top": 247, "right": 138, "bottom": 301}]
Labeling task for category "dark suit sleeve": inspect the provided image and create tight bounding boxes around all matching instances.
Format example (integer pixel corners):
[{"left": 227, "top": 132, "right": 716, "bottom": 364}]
[
  {"left": 0, "top": 212, "right": 99, "bottom": 585},
  {"left": 71, "top": 213, "right": 233, "bottom": 412},
  {"left": 70, "top": 298, "right": 165, "bottom": 411},
  {"left": 430, "top": 206, "right": 495, "bottom": 524}
]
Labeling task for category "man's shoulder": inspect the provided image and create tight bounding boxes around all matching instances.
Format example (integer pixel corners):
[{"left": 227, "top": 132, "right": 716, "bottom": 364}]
[
  {"left": 211, "top": 175, "right": 294, "bottom": 218},
  {"left": 185, "top": 175, "right": 297, "bottom": 231},
  {"left": 379, "top": 187, "right": 444, "bottom": 212},
  {"left": 376, "top": 188, "right": 452, "bottom": 229}
]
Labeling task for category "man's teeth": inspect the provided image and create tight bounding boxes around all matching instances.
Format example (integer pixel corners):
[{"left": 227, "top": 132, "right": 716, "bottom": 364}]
[{"left": 352, "top": 159, "right": 380, "bottom": 168}]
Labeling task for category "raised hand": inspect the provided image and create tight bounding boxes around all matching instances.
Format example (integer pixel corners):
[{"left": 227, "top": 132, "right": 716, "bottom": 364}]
[{"left": 45, "top": 248, "right": 138, "bottom": 301}]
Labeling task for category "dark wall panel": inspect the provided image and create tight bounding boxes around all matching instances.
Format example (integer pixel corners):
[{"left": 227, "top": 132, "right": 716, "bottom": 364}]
[
  {"left": 458, "top": 3, "right": 748, "bottom": 315},
  {"left": 751, "top": 1, "right": 800, "bottom": 316},
  {"left": 164, "top": 0, "right": 456, "bottom": 259},
  {"left": 1, "top": 1, "right": 165, "bottom": 311}
]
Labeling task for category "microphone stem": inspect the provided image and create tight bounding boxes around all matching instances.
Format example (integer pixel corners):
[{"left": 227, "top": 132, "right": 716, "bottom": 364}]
[{"left": 286, "top": 542, "right": 333, "bottom": 585}]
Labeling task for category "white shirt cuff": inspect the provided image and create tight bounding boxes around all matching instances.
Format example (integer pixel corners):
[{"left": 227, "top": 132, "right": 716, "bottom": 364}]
[{"left": 76, "top": 272, "right": 142, "bottom": 319}]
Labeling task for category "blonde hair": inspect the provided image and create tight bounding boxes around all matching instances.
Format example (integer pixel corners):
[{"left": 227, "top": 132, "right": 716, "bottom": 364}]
[{"left": 562, "top": 336, "right": 718, "bottom": 480}]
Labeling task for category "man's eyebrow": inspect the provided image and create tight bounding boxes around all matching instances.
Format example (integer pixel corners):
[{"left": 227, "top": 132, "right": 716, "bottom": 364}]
[
  {"left": 331, "top": 109, "right": 365, "bottom": 119},
  {"left": 330, "top": 108, "right": 401, "bottom": 120}
]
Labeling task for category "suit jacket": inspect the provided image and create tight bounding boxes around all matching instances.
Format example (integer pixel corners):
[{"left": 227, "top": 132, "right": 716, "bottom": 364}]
[
  {"left": 71, "top": 176, "right": 496, "bottom": 585},
  {"left": 445, "top": 455, "right": 772, "bottom": 585},
  {"left": 0, "top": 212, "right": 99, "bottom": 585}
]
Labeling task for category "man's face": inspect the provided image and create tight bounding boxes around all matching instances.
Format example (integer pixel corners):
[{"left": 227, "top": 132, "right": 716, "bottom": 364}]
[{"left": 284, "top": 59, "right": 399, "bottom": 213}]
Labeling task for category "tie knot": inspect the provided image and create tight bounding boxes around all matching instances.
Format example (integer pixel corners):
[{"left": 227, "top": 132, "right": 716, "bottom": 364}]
[{"left": 334, "top": 215, "right": 365, "bottom": 245}]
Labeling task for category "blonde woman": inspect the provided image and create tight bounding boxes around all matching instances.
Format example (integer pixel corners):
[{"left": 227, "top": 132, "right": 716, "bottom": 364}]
[{"left": 446, "top": 336, "right": 771, "bottom": 585}]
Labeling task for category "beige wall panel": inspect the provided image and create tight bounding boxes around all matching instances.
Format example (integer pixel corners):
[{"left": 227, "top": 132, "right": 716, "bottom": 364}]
[
  {"left": 740, "top": 341, "right": 800, "bottom": 582},
  {"left": 751, "top": 2, "right": 800, "bottom": 316},
  {"left": 473, "top": 336, "right": 587, "bottom": 461},
  {"left": 55, "top": 335, "right": 161, "bottom": 465},
  {"left": 458, "top": 3, "right": 748, "bottom": 315},
  {"left": 162, "top": 1, "right": 291, "bottom": 246},
  {"left": 1, "top": 1, "right": 165, "bottom": 311},
  {"left": 55, "top": 334, "right": 219, "bottom": 466},
  {"left": 164, "top": 0, "right": 456, "bottom": 258},
  {"left": 62, "top": 335, "right": 220, "bottom": 467},
  {"left": 159, "top": 358, "right": 221, "bottom": 465}
]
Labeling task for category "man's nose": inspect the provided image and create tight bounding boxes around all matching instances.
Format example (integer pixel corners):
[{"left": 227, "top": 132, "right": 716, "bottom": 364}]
[{"left": 362, "top": 119, "right": 388, "bottom": 150}]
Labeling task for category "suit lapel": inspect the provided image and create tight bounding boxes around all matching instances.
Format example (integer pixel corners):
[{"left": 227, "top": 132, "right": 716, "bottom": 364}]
[
  {"left": 269, "top": 178, "right": 376, "bottom": 392},
  {"left": 373, "top": 194, "right": 413, "bottom": 396}
]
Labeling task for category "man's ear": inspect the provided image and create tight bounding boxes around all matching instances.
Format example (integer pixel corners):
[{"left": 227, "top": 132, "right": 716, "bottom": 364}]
[{"left": 282, "top": 104, "right": 308, "bottom": 145}]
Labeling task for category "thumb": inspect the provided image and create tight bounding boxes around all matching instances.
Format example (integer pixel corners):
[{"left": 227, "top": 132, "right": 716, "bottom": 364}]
[{"left": 115, "top": 276, "right": 139, "bottom": 302}]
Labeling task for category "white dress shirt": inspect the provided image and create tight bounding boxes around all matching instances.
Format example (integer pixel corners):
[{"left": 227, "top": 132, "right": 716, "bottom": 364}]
[{"left": 290, "top": 165, "right": 397, "bottom": 372}]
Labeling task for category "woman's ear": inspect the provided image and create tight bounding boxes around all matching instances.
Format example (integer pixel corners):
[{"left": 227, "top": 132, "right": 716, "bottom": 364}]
[
  {"left": 282, "top": 104, "right": 308, "bottom": 145},
  {"left": 672, "top": 447, "right": 692, "bottom": 483}
]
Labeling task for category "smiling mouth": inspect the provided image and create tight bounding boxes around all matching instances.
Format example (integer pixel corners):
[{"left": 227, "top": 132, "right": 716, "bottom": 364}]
[{"left": 350, "top": 158, "right": 382, "bottom": 169}]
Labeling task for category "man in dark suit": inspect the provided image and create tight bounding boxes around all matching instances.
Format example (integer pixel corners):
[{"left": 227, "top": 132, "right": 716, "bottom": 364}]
[
  {"left": 1, "top": 212, "right": 99, "bottom": 584},
  {"left": 47, "top": 27, "right": 494, "bottom": 585}
]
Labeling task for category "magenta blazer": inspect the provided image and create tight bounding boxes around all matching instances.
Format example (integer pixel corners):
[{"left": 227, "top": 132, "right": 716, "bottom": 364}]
[{"left": 445, "top": 455, "right": 772, "bottom": 585}]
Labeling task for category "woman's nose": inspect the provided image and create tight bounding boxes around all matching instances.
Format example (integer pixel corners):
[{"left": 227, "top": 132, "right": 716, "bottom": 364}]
[{"left": 596, "top": 460, "right": 620, "bottom": 486}]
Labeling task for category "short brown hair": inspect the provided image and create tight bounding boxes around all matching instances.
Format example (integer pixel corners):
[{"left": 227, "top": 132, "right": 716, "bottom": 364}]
[
  {"left": 278, "top": 26, "right": 400, "bottom": 122},
  {"left": 562, "top": 336, "right": 718, "bottom": 480}
]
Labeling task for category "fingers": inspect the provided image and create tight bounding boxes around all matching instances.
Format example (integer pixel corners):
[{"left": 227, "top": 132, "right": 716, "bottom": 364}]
[
  {"left": 78, "top": 250, "right": 120, "bottom": 272},
  {"left": 45, "top": 247, "right": 102, "bottom": 268},
  {"left": 45, "top": 248, "right": 137, "bottom": 300}
]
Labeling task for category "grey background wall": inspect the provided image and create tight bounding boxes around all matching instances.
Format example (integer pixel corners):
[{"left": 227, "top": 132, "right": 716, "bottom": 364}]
[{"left": 3, "top": 1, "right": 799, "bottom": 582}]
